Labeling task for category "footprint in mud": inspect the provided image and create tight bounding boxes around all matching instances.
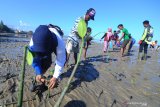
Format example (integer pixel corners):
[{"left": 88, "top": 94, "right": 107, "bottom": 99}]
[
  {"left": 110, "top": 96, "right": 133, "bottom": 107},
  {"left": 5, "top": 78, "right": 17, "bottom": 93},
  {"left": 0, "top": 78, "right": 18, "bottom": 105},
  {"left": 110, "top": 72, "right": 126, "bottom": 81},
  {"left": 0, "top": 90, "right": 4, "bottom": 99},
  {"left": 0, "top": 73, "right": 18, "bottom": 83},
  {"left": 111, "top": 99, "right": 116, "bottom": 107},
  {"left": 0, "top": 57, "right": 9, "bottom": 63}
]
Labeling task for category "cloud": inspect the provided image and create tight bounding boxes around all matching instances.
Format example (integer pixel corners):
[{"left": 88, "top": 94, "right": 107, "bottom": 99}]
[{"left": 19, "top": 20, "right": 30, "bottom": 27}]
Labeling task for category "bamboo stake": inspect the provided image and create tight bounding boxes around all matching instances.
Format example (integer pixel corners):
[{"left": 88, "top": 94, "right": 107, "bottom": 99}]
[
  {"left": 54, "top": 19, "right": 86, "bottom": 107},
  {"left": 17, "top": 46, "right": 27, "bottom": 107},
  {"left": 54, "top": 39, "right": 84, "bottom": 107}
]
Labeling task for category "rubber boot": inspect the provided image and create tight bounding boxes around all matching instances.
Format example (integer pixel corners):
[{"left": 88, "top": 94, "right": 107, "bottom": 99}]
[
  {"left": 143, "top": 53, "right": 147, "bottom": 61},
  {"left": 138, "top": 52, "right": 143, "bottom": 61}
]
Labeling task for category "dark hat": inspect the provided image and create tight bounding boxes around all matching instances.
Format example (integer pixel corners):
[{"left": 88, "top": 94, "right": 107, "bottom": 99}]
[
  {"left": 87, "top": 27, "right": 92, "bottom": 32},
  {"left": 32, "top": 25, "right": 53, "bottom": 53},
  {"left": 117, "top": 24, "right": 123, "bottom": 28},
  {"left": 86, "top": 8, "right": 96, "bottom": 20},
  {"left": 143, "top": 20, "right": 149, "bottom": 24}
]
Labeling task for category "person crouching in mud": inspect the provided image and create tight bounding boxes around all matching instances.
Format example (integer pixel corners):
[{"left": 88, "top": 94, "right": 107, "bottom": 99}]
[
  {"left": 125, "top": 34, "right": 136, "bottom": 54},
  {"left": 29, "top": 24, "right": 66, "bottom": 89},
  {"left": 149, "top": 40, "right": 158, "bottom": 51},
  {"left": 83, "top": 27, "right": 93, "bottom": 60},
  {"left": 129, "top": 35, "right": 136, "bottom": 52},
  {"left": 112, "top": 30, "right": 119, "bottom": 49},
  {"left": 151, "top": 40, "right": 160, "bottom": 51}
]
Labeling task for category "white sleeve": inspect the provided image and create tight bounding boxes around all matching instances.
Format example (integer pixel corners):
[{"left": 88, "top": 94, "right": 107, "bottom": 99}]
[
  {"left": 29, "top": 38, "right": 33, "bottom": 46},
  {"left": 71, "top": 17, "right": 81, "bottom": 34},
  {"left": 150, "top": 28, "right": 154, "bottom": 34},
  {"left": 49, "top": 28, "right": 66, "bottom": 78},
  {"left": 53, "top": 36, "right": 66, "bottom": 78}
]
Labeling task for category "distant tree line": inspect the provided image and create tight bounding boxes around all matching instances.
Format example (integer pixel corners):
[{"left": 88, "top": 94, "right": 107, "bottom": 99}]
[
  {"left": 0, "top": 20, "right": 14, "bottom": 33},
  {"left": 0, "top": 20, "right": 33, "bottom": 35}
]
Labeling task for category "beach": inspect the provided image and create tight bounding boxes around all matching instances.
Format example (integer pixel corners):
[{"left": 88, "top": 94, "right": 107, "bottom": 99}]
[{"left": 0, "top": 35, "right": 160, "bottom": 107}]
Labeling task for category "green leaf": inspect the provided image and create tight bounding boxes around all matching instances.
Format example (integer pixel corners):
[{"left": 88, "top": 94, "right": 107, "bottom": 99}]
[
  {"left": 77, "top": 19, "right": 87, "bottom": 38},
  {"left": 26, "top": 49, "right": 33, "bottom": 65},
  {"left": 50, "top": 69, "right": 54, "bottom": 75}
]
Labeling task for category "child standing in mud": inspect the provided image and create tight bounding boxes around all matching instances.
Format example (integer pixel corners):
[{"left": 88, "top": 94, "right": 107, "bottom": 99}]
[
  {"left": 101, "top": 28, "right": 113, "bottom": 54},
  {"left": 112, "top": 30, "right": 119, "bottom": 49}
]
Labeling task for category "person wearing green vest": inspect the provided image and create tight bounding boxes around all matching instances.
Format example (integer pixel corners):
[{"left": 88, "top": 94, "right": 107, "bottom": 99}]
[
  {"left": 117, "top": 24, "right": 130, "bottom": 57},
  {"left": 138, "top": 20, "right": 154, "bottom": 60}
]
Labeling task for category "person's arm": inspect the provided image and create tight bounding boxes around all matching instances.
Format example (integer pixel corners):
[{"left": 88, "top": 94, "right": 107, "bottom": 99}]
[
  {"left": 88, "top": 36, "right": 93, "bottom": 41},
  {"left": 119, "top": 32, "right": 125, "bottom": 41},
  {"left": 101, "top": 33, "right": 106, "bottom": 40},
  {"left": 49, "top": 47, "right": 66, "bottom": 89},
  {"left": 138, "top": 28, "right": 148, "bottom": 44},
  {"left": 29, "top": 38, "right": 33, "bottom": 46},
  {"left": 52, "top": 34, "right": 66, "bottom": 79},
  {"left": 129, "top": 34, "right": 132, "bottom": 39},
  {"left": 72, "top": 17, "right": 81, "bottom": 38},
  {"left": 49, "top": 28, "right": 66, "bottom": 89},
  {"left": 141, "top": 28, "right": 147, "bottom": 41}
]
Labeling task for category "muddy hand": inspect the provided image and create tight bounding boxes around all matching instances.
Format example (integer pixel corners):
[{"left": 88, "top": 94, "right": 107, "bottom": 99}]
[
  {"left": 49, "top": 77, "right": 57, "bottom": 89},
  {"left": 36, "top": 75, "right": 45, "bottom": 83}
]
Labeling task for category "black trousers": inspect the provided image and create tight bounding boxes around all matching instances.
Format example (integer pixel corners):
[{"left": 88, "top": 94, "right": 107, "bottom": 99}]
[
  {"left": 34, "top": 52, "right": 52, "bottom": 72},
  {"left": 139, "top": 42, "right": 148, "bottom": 54}
]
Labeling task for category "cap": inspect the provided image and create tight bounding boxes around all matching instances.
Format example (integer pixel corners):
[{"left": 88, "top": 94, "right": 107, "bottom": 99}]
[
  {"left": 32, "top": 25, "right": 53, "bottom": 52},
  {"left": 143, "top": 20, "right": 149, "bottom": 24},
  {"left": 118, "top": 24, "right": 123, "bottom": 28},
  {"left": 86, "top": 8, "right": 96, "bottom": 20}
]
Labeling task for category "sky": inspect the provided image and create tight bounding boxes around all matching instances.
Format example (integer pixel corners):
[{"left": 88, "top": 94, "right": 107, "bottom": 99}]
[{"left": 0, "top": 0, "right": 160, "bottom": 43}]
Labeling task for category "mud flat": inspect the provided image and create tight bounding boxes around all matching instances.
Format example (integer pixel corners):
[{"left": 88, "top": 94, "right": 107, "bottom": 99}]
[{"left": 0, "top": 35, "right": 160, "bottom": 107}]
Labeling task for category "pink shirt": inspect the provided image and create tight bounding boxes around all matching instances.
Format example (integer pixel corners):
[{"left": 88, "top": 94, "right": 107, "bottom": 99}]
[{"left": 104, "top": 32, "right": 112, "bottom": 41}]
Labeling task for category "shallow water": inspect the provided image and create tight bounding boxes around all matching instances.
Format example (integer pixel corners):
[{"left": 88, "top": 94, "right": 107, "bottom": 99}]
[{"left": 150, "top": 76, "right": 160, "bottom": 83}]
